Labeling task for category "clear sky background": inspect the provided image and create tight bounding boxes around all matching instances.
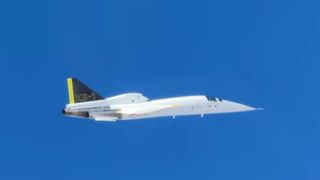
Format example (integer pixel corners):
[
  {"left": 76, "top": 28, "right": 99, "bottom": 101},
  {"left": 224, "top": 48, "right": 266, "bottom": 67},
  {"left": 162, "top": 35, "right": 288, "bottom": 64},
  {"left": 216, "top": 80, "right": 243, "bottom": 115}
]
[{"left": 0, "top": 0, "right": 319, "bottom": 179}]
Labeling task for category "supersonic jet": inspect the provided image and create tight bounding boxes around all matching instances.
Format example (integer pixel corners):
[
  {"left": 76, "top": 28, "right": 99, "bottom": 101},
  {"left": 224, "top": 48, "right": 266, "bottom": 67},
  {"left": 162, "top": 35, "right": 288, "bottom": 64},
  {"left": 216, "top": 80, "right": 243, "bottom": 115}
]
[{"left": 62, "top": 78, "right": 259, "bottom": 121}]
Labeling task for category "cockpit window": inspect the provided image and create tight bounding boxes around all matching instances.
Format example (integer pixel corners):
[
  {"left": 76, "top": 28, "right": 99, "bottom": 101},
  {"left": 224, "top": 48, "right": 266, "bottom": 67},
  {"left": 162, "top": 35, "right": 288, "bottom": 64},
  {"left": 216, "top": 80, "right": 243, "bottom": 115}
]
[
  {"left": 206, "top": 96, "right": 216, "bottom": 101},
  {"left": 206, "top": 96, "right": 223, "bottom": 102}
]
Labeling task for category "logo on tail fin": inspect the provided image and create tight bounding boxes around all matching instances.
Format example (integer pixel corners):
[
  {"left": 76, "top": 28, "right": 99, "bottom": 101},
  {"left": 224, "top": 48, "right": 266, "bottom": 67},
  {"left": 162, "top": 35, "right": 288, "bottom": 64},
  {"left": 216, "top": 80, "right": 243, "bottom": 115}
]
[{"left": 67, "top": 78, "right": 104, "bottom": 104}]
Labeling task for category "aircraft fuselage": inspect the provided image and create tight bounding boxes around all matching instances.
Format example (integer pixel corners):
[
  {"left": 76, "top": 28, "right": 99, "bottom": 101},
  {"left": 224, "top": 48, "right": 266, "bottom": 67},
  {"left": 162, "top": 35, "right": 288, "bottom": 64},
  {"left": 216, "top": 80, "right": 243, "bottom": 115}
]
[{"left": 63, "top": 95, "right": 256, "bottom": 121}]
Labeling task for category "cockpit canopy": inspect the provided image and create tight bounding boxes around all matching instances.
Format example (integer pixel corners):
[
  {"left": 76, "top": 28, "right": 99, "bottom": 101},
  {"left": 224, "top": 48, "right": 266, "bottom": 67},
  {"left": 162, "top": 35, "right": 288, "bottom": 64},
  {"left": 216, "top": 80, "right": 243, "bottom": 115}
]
[{"left": 206, "top": 96, "right": 223, "bottom": 102}]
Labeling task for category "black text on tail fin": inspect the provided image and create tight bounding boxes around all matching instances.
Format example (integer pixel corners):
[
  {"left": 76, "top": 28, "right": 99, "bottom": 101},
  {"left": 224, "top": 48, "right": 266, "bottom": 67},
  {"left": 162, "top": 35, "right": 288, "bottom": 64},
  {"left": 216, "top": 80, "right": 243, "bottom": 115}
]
[{"left": 67, "top": 78, "right": 104, "bottom": 104}]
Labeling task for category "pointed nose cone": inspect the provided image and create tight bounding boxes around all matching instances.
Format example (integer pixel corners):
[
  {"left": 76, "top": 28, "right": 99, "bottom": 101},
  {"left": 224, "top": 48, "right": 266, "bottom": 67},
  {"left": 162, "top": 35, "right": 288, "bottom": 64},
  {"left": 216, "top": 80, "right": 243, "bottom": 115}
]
[{"left": 222, "top": 100, "right": 257, "bottom": 113}]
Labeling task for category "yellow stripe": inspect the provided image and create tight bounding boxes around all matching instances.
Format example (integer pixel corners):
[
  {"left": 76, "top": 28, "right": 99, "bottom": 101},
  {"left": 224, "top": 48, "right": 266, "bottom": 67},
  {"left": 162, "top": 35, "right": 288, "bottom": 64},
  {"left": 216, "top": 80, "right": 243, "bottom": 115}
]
[{"left": 67, "top": 78, "right": 75, "bottom": 104}]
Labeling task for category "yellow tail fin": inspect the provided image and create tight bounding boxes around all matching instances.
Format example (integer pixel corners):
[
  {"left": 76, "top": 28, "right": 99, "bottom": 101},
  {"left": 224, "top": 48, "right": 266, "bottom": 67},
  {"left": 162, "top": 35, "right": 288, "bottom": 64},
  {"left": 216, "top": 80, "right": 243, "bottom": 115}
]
[{"left": 67, "top": 78, "right": 75, "bottom": 104}]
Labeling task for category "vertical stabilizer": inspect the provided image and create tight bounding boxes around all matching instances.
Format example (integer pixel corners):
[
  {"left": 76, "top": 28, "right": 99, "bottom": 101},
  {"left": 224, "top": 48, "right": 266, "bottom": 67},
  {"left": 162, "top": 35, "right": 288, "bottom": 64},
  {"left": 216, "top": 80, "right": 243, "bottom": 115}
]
[{"left": 67, "top": 78, "right": 104, "bottom": 104}]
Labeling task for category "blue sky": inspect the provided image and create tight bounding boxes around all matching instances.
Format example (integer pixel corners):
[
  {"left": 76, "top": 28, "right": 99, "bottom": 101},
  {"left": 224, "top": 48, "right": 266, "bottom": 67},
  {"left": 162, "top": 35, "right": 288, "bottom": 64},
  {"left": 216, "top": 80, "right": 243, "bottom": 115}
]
[{"left": 0, "top": 0, "right": 319, "bottom": 179}]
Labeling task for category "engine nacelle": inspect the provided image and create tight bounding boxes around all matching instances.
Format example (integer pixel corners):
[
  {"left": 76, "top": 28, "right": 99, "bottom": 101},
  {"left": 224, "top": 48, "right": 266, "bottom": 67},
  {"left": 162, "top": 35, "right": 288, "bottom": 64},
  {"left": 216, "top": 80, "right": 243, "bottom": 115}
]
[
  {"left": 62, "top": 109, "right": 90, "bottom": 118},
  {"left": 106, "top": 93, "right": 149, "bottom": 105}
]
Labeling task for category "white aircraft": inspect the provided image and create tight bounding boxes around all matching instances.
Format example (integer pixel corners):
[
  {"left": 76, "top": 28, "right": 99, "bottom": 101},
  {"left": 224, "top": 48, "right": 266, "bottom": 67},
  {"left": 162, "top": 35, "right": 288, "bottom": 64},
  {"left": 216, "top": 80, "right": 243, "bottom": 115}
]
[{"left": 62, "top": 78, "right": 259, "bottom": 121}]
